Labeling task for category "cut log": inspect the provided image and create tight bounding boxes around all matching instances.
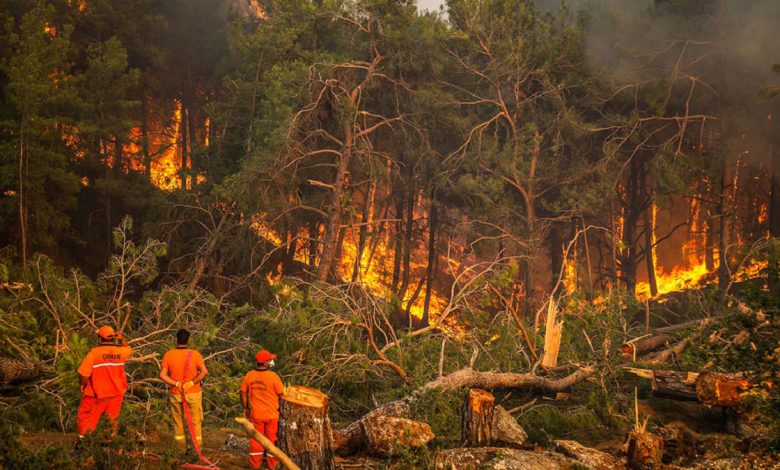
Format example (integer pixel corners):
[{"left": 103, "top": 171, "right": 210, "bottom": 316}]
[
  {"left": 360, "top": 413, "right": 435, "bottom": 456},
  {"left": 651, "top": 370, "right": 700, "bottom": 401},
  {"left": 626, "top": 430, "right": 664, "bottom": 470},
  {"left": 554, "top": 439, "right": 624, "bottom": 470},
  {"left": 0, "top": 358, "right": 39, "bottom": 385},
  {"left": 626, "top": 368, "right": 749, "bottom": 407},
  {"left": 622, "top": 335, "right": 672, "bottom": 359},
  {"left": 277, "top": 385, "right": 335, "bottom": 470},
  {"left": 434, "top": 447, "right": 577, "bottom": 470},
  {"left": 695, "top": 371, "right": 750, "bottom": 407},
  {"left": 492, "top": 405, "right": 527, "bottom": 447},
  {"left": 462, "top": 388, "right": 494, "bottom": 447}
]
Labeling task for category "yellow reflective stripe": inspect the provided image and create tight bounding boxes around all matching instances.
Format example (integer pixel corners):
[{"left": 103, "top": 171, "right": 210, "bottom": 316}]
[{"left": 174, "top": 435, "right": 186, "bottom": 440}]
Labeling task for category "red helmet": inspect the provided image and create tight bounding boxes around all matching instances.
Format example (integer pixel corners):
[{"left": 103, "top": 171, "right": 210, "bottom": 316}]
[{"left": 256, "top": 350, "right": 277, "bottom": 363}]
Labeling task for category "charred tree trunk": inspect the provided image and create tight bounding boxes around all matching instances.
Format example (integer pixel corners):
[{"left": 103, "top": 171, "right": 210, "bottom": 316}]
[
  {"left": 180, "top": 104, "right": 188, "bottom": 191},
  {"left": 397, "top": 185, "right": 415, "bottom": 300},
  {"left": 352, "top": 181, "right": 375, "bottom": 282},
  {"left": 308, "top": 220, "right": 319, "bottom": 269},
  {"left": 278, "top": 386, "right": 335, "bottom": 470},
  {"left": 462, "top": 389, "right": 495, "bottom": 447},
  {"left": 189, "top": 100, "right": 198, "bottom": 188},
  {"left": 391, "top": 194, "right": 404, "bottom": 290},
  {"left": 549, "top": 222, "right": 563, "bottom": 294},
  {"left": 421, "top": 198, "right": 438, "bottom": 327},
  {"left": 317, "top": 123, "right": 353, "bottom": 282},
  {"left": 769, "top": 161, "right": 780, "bottom": 291},
  {"left": 644, "top": 203, "right": 658, "bottom": 297},
  {"left": 141, "top": 96, "right": 151, "bottom": 179},
  {"left": 718, "top": 158, "right": 730, "bottom": 290},
  {"left": 705, "top": 207, "right": 715, "bottom": 272}
]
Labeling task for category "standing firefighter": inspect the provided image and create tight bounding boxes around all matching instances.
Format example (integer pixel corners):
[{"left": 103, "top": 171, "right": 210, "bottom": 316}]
[
  {"left": 160, "top": 329, "right": 208, "bottom": 452},
  {"left": 241, "top": 350, "right": 285, "bottom": 469},
  {"left": 76, "top": 325, "right": 133, "bottom": 441}
]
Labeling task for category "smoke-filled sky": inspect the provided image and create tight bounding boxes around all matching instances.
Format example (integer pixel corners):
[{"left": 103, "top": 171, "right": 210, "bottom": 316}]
[{"left": 417, "top": 0, "right": 445, "bottom": 11}]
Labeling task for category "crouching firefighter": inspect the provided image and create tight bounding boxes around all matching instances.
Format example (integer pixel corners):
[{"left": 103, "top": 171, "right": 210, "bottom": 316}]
[
  {"left": 160, "top": 329, "right": 208, "bottom": 452},
  {"left": 76, "top": 325, "right": 133, "bottom": 441},
  {"left": 241, "top": 350, "right": 284, "bottom": 469}
]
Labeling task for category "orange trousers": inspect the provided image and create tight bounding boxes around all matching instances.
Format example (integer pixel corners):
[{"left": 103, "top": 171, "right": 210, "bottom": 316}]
[
  {"left": 77, "top": 395, "right": 123, "bottom": 437},
  {"left": 249, "top": 418, "right": 279, "bottom": 469}
]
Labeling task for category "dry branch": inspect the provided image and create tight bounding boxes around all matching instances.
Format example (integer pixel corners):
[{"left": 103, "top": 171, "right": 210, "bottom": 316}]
[{"left": 422, "top": 366, "right": 594, "bottom": 391}]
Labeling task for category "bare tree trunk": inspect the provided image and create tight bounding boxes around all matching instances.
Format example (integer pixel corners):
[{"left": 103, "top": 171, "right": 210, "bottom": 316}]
[
  {"left": 352, "top": 181, "right": 376, "bottom": 282},
  {"left": 718, "top": 158, "right": 730, "bottom": 290},
  {"left": 316, "top": 123, "right": 353, "bottom": 282},
  {"left": 397, "top": 187, "right": 415, "bottom": 300},
  {"left": 644, "top": 203, "right": 658, "bottom": 297},
  {"left": 189, "top": 100, "right": 198, "bottom": 188},
  {"left": 141, "top": 96, "right": 151, "bottom": 179},
  {"left": 705, "top": 207, "right": 715, "bottom": 272},
  {"left": 549, "top": 222, "right": 563, "bottom": 294},
  {"left": 308, "top": 220, "right": 319, "bottom": 269},
  {"left": 770, "top": 160, "right": 780, "bottom": 291},
  {"left": 392, "top": 194, "right": 404, "bottom": 290},
  {"left": 18, "top": 121, "right": 27, "bottom": 270},
  {"left": 180, "top": 103, "right": 188, "bottom": 191},
  {"left": 421, "top": 199, "right": 438, "bottom": 327}
]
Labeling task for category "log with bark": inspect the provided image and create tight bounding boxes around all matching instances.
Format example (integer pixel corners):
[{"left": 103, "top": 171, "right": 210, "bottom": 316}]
[
  {"left": 0, "top": 357, "right": 39, "bottom": 385},
  {"left": 422, "top": 366, "right": 594, "bottom": 391},
  {"left": 277, "top": 385, "right": 335, "bottom": 470},
  {"left": 621, "top": 335, "right": 672, "bottom": 359},
  {"left": 554, "top": 439, "right": 624, "bottom": 470},
  {"left": 625, "top": 368, "right": 750, "bottom": 407},
  {"left": 333, "top": 397, "right": 528, "bottom": 456},
  {"left": 332, "top": 412, "right": 434, "bottom": 457},
  {"left": 626, "top": 430, "right": 664, "bottom": 470},
  {"left": 492, "top": 405, "right": 527, "bottom": 447},
  {"left": 462, "top": 388, "right": 494, "bottom": 447},
  {"left": 434, "top": 447, "right": 578, "bottom": 470}
]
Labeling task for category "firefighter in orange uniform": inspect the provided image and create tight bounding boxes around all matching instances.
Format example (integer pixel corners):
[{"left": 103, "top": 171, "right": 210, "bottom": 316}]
[
  {"left": 76, "top": 325, "right": 133, "bottom": 440},
  {"left": 240, "top": 350, "right": 285, "bottom": 469},
  {"left": 159, "top": 329, "right": 208, "bottom": 452}
]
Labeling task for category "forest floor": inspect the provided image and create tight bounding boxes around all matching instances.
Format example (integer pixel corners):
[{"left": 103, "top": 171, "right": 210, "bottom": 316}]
[{"left": 15, "top": 407, "right": 780, "bottom": 470}]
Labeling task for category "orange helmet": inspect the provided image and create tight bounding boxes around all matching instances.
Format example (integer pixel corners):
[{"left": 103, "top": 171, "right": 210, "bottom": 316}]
[{"left": 96, "top": 325, "right": 116, "bottom": 340}]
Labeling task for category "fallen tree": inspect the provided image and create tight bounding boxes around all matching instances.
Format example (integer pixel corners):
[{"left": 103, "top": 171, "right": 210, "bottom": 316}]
[
  {"left": 0, "top": 358, "right": 39, "bottom": 385},
  {"left": 625, "top": 368, "right": 751, "bottom": 406},
  {"left": 333, "top": 366, "right": 589, "bottom": 456},
  {"left": 422, "top": 366, "right": 595, "bottom": 391}
]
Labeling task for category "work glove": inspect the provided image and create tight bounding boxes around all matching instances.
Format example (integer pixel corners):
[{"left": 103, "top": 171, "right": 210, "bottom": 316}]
[{"left": 182, "top": 380, "right": 195, "bottom": 392}]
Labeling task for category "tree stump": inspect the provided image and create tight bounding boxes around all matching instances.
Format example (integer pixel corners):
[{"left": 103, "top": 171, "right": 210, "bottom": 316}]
[
  {"left": 278, "top": 385, "right": 335, "bottom": 470},
  {"left": 627, "top": 430, "right": 663, "bottom": 470},
  {"left": 462, "top": 388, "right": 495, "bottom": 447}
]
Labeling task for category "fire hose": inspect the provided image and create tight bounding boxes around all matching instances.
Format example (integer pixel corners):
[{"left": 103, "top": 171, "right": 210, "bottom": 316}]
[{"left": 180, "top": 350, "right": 219, "bottom": 469}]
